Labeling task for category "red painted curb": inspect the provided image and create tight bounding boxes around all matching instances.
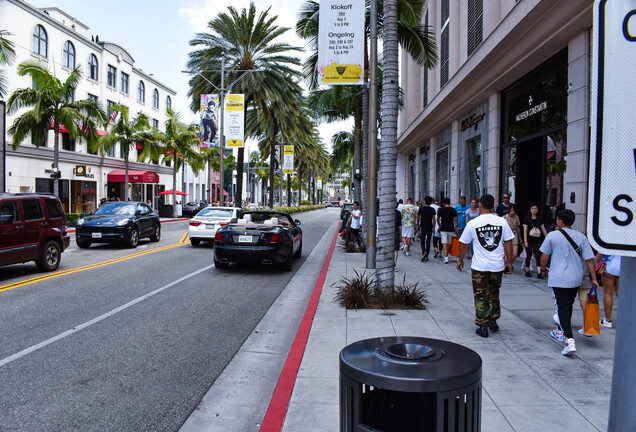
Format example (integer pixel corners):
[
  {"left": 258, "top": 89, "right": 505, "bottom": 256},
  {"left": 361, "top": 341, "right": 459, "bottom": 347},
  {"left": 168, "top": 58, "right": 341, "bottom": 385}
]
[{"left": 259, "top": 225, "right": 340, "bottom": 432}]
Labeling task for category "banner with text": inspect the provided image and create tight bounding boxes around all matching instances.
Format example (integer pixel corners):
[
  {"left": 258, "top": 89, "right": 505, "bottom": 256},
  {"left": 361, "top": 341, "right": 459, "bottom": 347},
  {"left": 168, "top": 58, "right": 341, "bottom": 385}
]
[
  {"left": 317, "top": 0, "right": 364, "bottom": 85},
  {"left": 199, "top": 94, "right": 219, "bottom": 148},
  {"left": 283, "top": 145, "right": 295, "bottom": 174},
  {"left": 225, "top": 94, "right": 244, "bottom": 148}
]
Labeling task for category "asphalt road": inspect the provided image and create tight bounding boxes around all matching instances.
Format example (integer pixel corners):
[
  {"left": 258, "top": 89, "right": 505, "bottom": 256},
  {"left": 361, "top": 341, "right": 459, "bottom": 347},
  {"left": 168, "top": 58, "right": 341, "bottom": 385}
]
[{"left": 0, "top": 208, "right": 338, "bottom": 432}]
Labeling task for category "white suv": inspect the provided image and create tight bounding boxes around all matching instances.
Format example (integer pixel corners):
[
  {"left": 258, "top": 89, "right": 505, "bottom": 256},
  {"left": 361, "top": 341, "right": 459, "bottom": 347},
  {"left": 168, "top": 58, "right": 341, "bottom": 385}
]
[{"left": 188, "top": 206, "right": 243, "bottom": 246}]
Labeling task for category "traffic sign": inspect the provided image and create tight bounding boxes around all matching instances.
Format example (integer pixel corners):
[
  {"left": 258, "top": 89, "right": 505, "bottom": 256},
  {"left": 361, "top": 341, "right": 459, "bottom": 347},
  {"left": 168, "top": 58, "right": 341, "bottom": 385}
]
[{"left": 588, "top": 0, "right": 636, "bottom": 256}]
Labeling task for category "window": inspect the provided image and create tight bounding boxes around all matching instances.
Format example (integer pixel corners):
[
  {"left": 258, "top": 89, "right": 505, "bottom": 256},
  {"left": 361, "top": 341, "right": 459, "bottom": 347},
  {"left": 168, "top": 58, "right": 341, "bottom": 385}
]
[
  {"left": 423, "top": 10, "right": 429, "bottom": 107},
  {"left": 121, "top": 72, "right": 129, "bottom": 94},
  {"left": 62, "top": 41, "right": 75, "bottom": 69},
  {"left": 107, "top": 100, "right": 116, "bottom": 117},
  {"left": 153, "top": 89, "right": 159, "bottom": 109},
  {"left": 32, "top": 25, "right": 48, "bottom": 58},
  {"left": 22, "top": 199, "right": 44, "bottom": 220},
  {"left": 107, "top": 65, "right": 117, "bottom": 88},
  {"left": 166, "top": 95, "right": 172, "bottom": 111},
  {"left": 440, "top": 0, "right": 450, "bottom": 87},
  {"left": 120, "top": 144, "right": 126, "bottom": 159},
  {"left": 62, "top": 133, "right": 75, "bottom": 151},
  {"left": 88, "top": 54, "right": 99, "bottom": 80},
  {"left": 137, "top": 81, "right": 145, "bottom": 102},
  {"left": 152, "top": 119, "right": 159, "bottom": 128},
  {"left": 0, "top": 201, "right": 19, "bottom": 223},
  {"left": 88, "top": 93, "right": 98, "bottom": 103},
  {"left": 467, "top": 0, "right": 483, "bottom": 56},
  {"left": 44, "top": 199, "right": 62, "bottom": 218}
]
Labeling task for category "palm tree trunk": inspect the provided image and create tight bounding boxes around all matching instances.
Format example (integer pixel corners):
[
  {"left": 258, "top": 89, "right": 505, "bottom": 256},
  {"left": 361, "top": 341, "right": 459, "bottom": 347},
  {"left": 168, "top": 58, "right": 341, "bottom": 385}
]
[
  {"left": 307, "top": 176, "right": 311, "bottom": 204},
  {"left": 172, "top": 152, "right": 178, "bottom": 218},
  {"left": 361, "top": 38, "right": 370, "bottom": 243},
  {"left": 124, "top": 146, "right": 130, "bottom": 201},
  {"left": 53, "top": 123, "right": 60, "bottom": 198},
  {"left": 297, "top": 168, "right": 303, "bottom": 204},
  {"left": 377, "top": 0, "right": 399, "bottom": 292},
  {"left": 353, "top": 101, "right": 362, "bottom": 204},
  {"left": 268, "top": 122, "right": 278, "bottom": 208}
]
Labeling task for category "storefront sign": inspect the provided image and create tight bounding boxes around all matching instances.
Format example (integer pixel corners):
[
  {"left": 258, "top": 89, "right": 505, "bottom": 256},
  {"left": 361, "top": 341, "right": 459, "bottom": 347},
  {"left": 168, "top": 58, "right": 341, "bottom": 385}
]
[
  {"left": 283, "top": 145, "right": 294, "bottom": 175},
  {"left": 75, "top": 165, "right": 86, "bottom": 177},
  {"left": 225, "top": 94, "right": 244, "bottom": 148},
  {"left": 199, "top": 94, "right": 219, "bottom": 148},
  {"left": 515, "top": 99, "right": 548, "bottom": 122},
  {"left": 318, "top": 0, "right": 364, "bottom": 85},
  {"left": 460, "top": 113, "right": 485, "bottom": 131},
  {"left": 317, "top": 177, "right": 323, "bottom": 190}
]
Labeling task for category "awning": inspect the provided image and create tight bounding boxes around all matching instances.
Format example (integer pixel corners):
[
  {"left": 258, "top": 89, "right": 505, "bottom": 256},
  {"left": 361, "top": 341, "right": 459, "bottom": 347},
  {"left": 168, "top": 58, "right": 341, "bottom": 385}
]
[
  {"left": 107, "top": 170, "right": 159, "bottom": 183},
  {"left": 50, "top": 120, "right": 108, "bottom": 136}
]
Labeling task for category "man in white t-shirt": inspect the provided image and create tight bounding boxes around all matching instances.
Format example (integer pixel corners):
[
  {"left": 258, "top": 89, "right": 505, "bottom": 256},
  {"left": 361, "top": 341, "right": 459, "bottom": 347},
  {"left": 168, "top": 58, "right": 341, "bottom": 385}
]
[
  {"left": 346, "top": 201, "right": 362, "bottom": 247},
  {"left": 458, "top": 194, "right": 514, "bottom": 338}
]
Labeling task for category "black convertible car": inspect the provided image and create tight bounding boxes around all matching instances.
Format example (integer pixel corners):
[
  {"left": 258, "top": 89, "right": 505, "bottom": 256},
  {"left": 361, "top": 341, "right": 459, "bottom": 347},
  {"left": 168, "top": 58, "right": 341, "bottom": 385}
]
[
  {"left": 75, "top": 201, "right": 161, "bottom": 248},
  {"left": 213, "top": 211, "right": 302, "bottom": 270}
]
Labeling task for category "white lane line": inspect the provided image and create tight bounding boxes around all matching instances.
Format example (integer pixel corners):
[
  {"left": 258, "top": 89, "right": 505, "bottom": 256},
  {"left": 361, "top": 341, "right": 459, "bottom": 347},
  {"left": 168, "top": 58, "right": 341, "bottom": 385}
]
[{"left": 0, "top": 265, "right": 214, "bottom": 368}]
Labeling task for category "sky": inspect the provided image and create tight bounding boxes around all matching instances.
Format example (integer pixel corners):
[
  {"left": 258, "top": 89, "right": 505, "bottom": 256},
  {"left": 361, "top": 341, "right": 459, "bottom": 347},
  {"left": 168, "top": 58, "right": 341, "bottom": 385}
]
[{"left": 28, "top": 0, "right": 351, "bottom": 157}]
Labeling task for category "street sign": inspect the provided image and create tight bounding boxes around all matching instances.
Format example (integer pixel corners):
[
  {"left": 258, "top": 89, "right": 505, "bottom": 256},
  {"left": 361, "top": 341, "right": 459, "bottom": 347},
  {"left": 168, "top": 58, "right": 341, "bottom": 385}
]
[
  {"left": 283, "top": 145, "right": 294, "bottom": 175},
  {"left": 588, "top": 0, "right": 636, "bottom": 256}
]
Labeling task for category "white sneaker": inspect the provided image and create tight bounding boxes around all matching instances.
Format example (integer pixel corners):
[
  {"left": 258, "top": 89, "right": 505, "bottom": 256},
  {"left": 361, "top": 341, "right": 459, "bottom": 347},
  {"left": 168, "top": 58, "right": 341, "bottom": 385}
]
[
  {"left": 561, "top": 338, "right": 577, "bottom": 356},
  {"left": 578, "top": 328, "right": 592, "bottom": 337},
  {"left": 405, "top": 251, "right": 410, "bottom": 256},
  {"left": 444, "top": 256, "right": 449, "bottom": 264},
  {"left": 553, "top": 313, "right": 560, "bottom": 326},
  {"left": 551, "top": 328, "right": 565, "bottom": 342},
  {"left": 600, "top": 318, "right": 613, "bottom": 328}
]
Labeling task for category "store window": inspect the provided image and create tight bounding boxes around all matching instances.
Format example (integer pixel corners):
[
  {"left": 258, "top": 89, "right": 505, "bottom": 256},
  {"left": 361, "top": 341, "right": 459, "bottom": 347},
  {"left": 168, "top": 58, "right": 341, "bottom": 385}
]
[
  {"left": 436, "top": 146, "right": 449, "bottom": 201},
  {"left": 63, "top": 41, "right": 75, "bottom": 69},
  {"left": 121, "top": 72, "right": 129, "bottom": 94},
  {"left": 107, "top": 65, "right": 117, "bottom": 88},
  {"left": 32, "top": 25, "right": 47, "bottom": 58},
  {"left": 62, "top": 133, "right": 75, "bottom": 152},
  {"left": 420, "top": 144, "right": 429, "bottom": 199},
  {"left": 138, "top": 81, "right": 145, "bottom": 102},
  {"left": 88, "top": 54, "right": 98, "bottom": 80},
  {"left": 467, "top": 136, "right": 482, "bottom": 200},
  {"left": 408, "top": 158, "right": 416, "bottom": 200}
]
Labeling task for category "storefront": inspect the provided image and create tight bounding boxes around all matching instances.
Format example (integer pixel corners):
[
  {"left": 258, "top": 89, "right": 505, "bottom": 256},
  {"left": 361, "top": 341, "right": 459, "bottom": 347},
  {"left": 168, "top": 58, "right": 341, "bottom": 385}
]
[
  {"left": 71, "top": 165, "right": 97, "bottom": 214},
  {"left": 458, "top": 100, "right": 489, "bottom": 201},
  {"left": 500, "top": 49, "right": 568, "bottom": 222},
  {"left": 107, "top": 170, "right": 160, "bottom": 204}
]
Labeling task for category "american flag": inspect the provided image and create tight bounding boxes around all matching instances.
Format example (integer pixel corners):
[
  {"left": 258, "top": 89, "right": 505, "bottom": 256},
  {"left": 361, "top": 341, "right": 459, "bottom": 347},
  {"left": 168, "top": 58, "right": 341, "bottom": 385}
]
[{"left": 109, "top": 110, "right": 119, "bottom": 123}]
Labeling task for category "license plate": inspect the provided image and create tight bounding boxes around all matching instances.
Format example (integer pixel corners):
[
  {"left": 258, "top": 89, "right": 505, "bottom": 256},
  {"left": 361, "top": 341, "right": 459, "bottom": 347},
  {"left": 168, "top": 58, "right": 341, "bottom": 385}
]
[
  {"left": 238, "top": 235, "right": 252, "bottom": 243},
  {"left": 205, "top": 224, "right": 215, "bottom": 229},
  {"left": 91, "top": 232, "right": 102, "bottom": 239}
]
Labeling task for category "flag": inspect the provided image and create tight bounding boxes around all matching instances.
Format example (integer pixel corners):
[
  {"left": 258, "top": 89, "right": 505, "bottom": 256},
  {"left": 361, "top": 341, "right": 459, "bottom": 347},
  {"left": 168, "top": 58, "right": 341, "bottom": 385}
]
[{"left": 109, "top": 110, "right": 119, "bottom": 123}]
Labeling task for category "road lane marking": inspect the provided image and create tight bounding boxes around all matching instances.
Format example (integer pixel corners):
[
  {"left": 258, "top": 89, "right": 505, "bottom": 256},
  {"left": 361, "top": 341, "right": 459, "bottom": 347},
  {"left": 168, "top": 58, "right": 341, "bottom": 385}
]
[
  {"left": 0, "top": 232, "right": 189, "bottom": 293},
  {"left": 0, "top": 265, "right": 214, "bottom": 368}
]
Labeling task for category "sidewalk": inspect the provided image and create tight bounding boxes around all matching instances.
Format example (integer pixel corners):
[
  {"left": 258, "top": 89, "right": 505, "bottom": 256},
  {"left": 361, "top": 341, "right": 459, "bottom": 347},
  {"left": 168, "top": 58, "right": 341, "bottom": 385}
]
[{"left": 281, "top": 238, "right": 615, "bottom": 431}]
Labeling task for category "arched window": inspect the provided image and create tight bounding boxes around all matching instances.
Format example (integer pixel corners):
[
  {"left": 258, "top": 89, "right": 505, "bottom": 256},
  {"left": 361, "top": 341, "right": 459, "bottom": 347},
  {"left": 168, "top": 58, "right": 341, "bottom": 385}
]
[
  {"left": 88, "top": 54, "right": 98, "bottom": 80},
  {"left": 32, "top": 25, "right": 48, "bottom": 58},
  {"left": 166, "top": 95, "right": 172, "bottom": 112},
  {"left": 152, "top": 89, "right": 159, "bottom": 109},
  {"left": 137, "top": 81, "right": 145, "bottom": 102},
  {"left": 63, "top": 41, "right": 75, "bottom": 69}
]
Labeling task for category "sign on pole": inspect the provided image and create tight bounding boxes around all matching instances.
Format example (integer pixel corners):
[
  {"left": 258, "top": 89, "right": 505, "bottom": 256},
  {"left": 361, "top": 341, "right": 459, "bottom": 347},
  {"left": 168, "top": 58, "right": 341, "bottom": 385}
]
[
  {"left": 283, "top": 145, "right": 294, "bottom": 174},
  {"left": 588, "top": 0, "right": 636, "bottom": 256},
  {"left": 224, "top": 94, "right": 244, "bottom": 148},
  {"left": 199, "top": 94, "right": 219, "bottom": 148},
  {"left": 318, "top": 0, "right": 364, "bottom": 85},
  {"left": 317, "top": 177, "right": 323, "bottom": 190}
]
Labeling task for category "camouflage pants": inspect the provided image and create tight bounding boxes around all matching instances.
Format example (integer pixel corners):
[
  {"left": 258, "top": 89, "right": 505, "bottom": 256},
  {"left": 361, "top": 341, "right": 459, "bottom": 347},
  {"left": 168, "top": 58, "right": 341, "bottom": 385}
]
[{"left": 471, "top": 270, "right": 503, "bottom": 327}]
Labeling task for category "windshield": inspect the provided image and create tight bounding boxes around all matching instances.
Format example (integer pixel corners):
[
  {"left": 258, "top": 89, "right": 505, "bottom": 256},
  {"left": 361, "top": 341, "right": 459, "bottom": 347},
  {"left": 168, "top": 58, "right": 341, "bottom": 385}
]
[
  {"left": 343, "top": 204, "right": 354, "bottom": 210},
  {"left": 94, "top": 203, "right": 136, "bottom": 216},
  {"left": 246, "top": 212, "right": 293, "bottom": 225},
  {"left": 197, "top": 208, "right": 234, "bottom": 218}
]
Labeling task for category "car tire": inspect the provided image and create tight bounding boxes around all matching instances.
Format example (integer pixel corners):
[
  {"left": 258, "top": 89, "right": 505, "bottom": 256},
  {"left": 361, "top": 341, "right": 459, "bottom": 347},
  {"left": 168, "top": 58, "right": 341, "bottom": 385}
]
[
  {"left": 76, "top": 238, "right": 92, "bottom": 249},
  {"left": 128, "top": 227, "right": 139, "bottom": 248},
  {"left": 214, "top": 256, "right": 228, "bottom": 268},
  {"left": 191, "top": 238, "right": 201, "bottom": 247},
  {"left": 35, "top": 240, "right": 61, "bottom": 272},
  {"left": 294, "top": 240, "right": 302, "bottom": 258},
  {"left": 282, "top": 248, "right": 293, "bottom": 271},
  {"left": 150, "top": 224, "right": 161, "bottom": 242}
]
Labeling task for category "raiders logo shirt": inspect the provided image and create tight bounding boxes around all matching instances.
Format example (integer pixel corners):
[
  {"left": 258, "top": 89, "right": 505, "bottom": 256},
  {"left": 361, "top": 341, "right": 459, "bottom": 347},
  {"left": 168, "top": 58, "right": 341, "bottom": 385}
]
[{"left": 459, "top": 213, "right": 514, "bottom": 272}]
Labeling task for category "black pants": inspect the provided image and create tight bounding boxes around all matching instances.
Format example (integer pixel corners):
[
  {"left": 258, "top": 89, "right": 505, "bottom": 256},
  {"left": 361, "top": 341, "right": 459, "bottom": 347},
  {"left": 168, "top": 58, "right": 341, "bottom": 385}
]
[
  {"left": 433, "top": 236, "right": 441, "bottom": 252},
  {"left": 525, "top": 237, "right": 542, "bottom": 268},
  {"left": 349, "top": 227, "right": 361, "bottom": 246},
  {"left": 420, "top": 228, "right": 432, "bottom": 255},
  {"left": 551, "top": 287, "right": 579, "bottom": 339}
]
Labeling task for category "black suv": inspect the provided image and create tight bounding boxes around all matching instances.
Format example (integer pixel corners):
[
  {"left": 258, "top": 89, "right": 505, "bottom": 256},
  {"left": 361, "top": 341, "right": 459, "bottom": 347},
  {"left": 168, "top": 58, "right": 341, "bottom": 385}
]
[{"left": 0, "top": 193, "right": 71, "bottom": 272}]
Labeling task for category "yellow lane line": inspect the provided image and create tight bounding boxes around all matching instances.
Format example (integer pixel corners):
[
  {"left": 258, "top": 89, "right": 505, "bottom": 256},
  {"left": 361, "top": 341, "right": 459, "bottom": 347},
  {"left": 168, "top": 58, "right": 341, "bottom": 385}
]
[
  {"left": 0, "top": 233, "right": 189, "bottom": 293},
  {"left": 179, "top": 232, "right": 189, "bottom": 244}
]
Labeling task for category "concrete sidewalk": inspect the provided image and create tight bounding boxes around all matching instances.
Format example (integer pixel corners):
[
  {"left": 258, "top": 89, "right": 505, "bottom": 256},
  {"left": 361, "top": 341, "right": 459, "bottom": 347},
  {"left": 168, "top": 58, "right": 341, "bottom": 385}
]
[{"left": 282, "top": 239, "right": 615, "bottom": 431}]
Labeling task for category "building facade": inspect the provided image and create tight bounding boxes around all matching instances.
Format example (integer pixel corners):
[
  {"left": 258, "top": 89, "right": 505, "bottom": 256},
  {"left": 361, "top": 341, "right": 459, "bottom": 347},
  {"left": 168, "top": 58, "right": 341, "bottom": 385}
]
[
  {"left": 1, "top": 0, "right": 207, "bottom": 213},
  {"left": 398, "top": 0, "right": 593, "bottom": 231}
]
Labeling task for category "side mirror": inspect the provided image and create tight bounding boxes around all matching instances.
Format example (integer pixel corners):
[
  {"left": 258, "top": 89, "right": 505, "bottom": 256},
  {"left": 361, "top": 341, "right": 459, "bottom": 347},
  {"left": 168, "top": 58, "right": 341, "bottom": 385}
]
[
  {"left": 295, "top": 219, "right": 301, "bottom": 225},
  {"left": 0, "top": 214, "right": 14, "bottom": 224},
  {"left": 135, "top": 210, "right": 142, "bottom": 217},
  {"left": 230, "top": 217, "right": 238, "bottom": 223}
]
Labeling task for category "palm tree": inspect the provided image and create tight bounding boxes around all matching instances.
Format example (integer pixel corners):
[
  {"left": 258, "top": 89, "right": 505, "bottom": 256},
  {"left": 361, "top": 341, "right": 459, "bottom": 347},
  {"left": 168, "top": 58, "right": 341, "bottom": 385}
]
[
  {"left": 156, "top": 110, "right": 203, "bottom": 217},
  {"left": 94, "top": 104, "right": 155, "bottom": 201},
  {"left": 187, "top": 2, "right": 303, "bottom": 207},
  {"left": 7, "top": 60, "right": 107, "bottom": 197},
  {"left": 0, "top": 29, "right": 16, "bottom": 99}
]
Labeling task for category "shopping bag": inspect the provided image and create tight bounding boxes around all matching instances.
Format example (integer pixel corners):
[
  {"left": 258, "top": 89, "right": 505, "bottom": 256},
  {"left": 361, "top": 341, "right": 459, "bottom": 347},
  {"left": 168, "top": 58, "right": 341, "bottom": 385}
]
[
  {"left": 450, "top": 237, "right": 460, "bottom": 257},
  {"left": 584, "top": 287, "right": 601, "bottom": 336}
]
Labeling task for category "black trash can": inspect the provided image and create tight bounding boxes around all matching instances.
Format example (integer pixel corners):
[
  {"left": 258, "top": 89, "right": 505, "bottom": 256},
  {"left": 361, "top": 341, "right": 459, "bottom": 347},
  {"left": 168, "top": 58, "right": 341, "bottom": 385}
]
[{"left": 340, "top": 336, "right": 482, "bottom": 432}]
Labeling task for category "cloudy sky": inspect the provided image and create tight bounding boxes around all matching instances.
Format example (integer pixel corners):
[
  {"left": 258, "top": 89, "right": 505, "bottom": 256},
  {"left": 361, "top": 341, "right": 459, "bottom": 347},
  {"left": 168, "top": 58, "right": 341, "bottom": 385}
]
[{"left": 28, "top": 0, "right": 351, "bottom": 155}]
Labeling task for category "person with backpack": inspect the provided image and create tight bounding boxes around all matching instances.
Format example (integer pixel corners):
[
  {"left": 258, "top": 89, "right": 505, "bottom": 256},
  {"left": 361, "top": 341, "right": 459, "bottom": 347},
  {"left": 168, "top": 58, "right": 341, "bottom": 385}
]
[{"left": 539, "top": 209, "right": 599, "bottom": 356}]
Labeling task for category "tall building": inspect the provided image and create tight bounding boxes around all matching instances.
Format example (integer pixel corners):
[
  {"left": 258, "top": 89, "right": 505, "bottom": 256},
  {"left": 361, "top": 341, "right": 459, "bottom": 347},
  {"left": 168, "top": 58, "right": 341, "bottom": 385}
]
[
  {"left": 398, "top": 0, "right": 593, "bottom": 231},
  {"left": 1, "top": 0, "right": 206, "bottom": 213}
]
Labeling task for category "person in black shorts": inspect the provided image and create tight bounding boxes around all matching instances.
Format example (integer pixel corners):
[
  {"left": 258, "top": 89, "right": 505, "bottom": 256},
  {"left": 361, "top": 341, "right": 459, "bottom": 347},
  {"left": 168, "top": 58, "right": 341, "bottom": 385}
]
[{"left": 417, "top": 196, "right": 436, "bottom": 262}]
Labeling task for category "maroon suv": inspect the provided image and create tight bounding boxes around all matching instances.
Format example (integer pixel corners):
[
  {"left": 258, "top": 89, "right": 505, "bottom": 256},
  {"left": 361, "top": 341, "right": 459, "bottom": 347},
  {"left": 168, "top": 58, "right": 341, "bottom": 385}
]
[{"left": 0, "top": 193, "right": 71, "bottom": 272}]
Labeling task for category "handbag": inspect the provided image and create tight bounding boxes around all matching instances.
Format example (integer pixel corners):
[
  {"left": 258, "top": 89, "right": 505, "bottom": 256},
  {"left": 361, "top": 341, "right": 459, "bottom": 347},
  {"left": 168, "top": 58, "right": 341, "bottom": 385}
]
[
  {"left": 583, "top": 287, "right": 601, "bottom": 336},
  {"left": 595, "top": 256, "right": 608, "bottom": 274},
  {"left": 450, "top": 237, "right": 460, "bottom": 257}
]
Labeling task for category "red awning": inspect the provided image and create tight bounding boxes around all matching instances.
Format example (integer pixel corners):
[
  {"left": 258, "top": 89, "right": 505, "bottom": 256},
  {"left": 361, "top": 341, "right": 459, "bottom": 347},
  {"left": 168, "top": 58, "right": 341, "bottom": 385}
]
[
  {"left": 107, "top": 170, "right": 159, "bottom": 183},
  {"left": 97, "top": 129, "right": 108, "bottom": 136},
  {"left": 50, "top": 119, "right": 108, "bottom": 136},
  {"left": 136, "top": 143, "right": 143, "bottom": 150}
]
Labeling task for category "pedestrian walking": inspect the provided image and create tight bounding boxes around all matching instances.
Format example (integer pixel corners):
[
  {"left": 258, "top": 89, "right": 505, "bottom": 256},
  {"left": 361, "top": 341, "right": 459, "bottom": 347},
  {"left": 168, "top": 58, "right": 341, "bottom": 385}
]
[
  {"left": 523, "top": 203, "right": 548, "bottom": 278},
  {"left": 431, "top": 200, "right": 442, "bottom": 258},
  {"left": 346, "top": 201, "right": 362, "bottom": 247},
  {"left": 504, "top": 206, "right": 522, "bottom": 271},
  {"left": 595, "top": 254, "right": 621, "bottom": 328},
  {"left": 417, "top": 196, "right": 436, "bottom": 262},
  {"left": 400, "top": 198, "right": 418, "bottom": 256},
  {"left": 455, "top": 196, "right": 470, "bottom": 237},
  {"left": 457, "top": 194, "right": 514, "bottom": 338},
  {"left": 394, "top": 201, "right": 402, "bottom": 264},
  {"left": 465, "top": 199, "right": 480, "bottom": 259},
  {"left": 437, "top": 197, "right": 458, "bottom": 264},
  {"left": 496, "top": 192, "right": 516, "bottom": 217},
  {"left": 539, "top": 209, "right": 599, "bottom": 356}
]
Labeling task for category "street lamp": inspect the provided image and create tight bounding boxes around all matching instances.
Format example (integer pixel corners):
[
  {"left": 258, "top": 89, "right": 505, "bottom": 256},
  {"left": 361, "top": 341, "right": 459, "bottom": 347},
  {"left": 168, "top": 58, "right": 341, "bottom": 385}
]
[{"left": 182, "top": 60, "right": 264, "bottom": 206}]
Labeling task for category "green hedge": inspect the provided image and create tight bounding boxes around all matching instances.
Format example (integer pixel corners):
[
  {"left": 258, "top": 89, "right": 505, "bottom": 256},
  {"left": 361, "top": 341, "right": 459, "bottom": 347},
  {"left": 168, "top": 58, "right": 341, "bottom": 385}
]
[{"left": 65, "top": 213, "right": 79, "bottom": 227}]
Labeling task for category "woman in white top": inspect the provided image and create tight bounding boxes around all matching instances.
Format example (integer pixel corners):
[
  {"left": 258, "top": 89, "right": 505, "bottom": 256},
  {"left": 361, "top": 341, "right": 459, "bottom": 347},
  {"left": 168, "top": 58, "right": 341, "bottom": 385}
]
[{"left": 596, "top": 254, "right": 621, "bottom": 328}]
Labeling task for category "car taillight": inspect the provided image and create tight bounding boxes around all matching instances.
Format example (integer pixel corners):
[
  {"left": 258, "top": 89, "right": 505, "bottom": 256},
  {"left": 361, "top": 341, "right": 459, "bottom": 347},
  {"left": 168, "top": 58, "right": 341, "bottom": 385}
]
[
  {"left": 189, "top": 221, "right": 201, "bottom": 226},
  {"left": 219, "top": 222, "right": 227, "bottom": 227},
  {"left": 214, "top": 231, "right": 223, "bottom": 242},
  {"left": 270, "top": 233, "right": 281, "bottom": 243}
]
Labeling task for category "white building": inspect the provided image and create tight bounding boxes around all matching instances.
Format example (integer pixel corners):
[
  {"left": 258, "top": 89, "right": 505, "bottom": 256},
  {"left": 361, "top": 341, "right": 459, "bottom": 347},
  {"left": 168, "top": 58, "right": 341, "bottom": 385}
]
[
  {"left": 0, "top": 0, "right": 207, "bottom": 214},
  {"left": 398, "top": 0, "right": 593, "bottom": 231}
]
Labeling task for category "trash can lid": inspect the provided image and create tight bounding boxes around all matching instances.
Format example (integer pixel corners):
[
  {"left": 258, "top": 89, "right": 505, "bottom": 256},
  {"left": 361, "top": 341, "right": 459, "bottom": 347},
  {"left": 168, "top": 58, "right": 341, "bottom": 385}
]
[{"left": 340, "top": 336, "right": 482, "bottom": 393}]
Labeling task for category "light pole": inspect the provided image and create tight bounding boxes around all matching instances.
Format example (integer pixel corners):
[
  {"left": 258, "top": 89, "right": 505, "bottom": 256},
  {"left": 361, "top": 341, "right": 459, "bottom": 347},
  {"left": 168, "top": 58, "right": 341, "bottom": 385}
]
[
  {"left": 0, "top": 100, "right": 6, "bottom": 193},
  {"left": 366, "top": 0, "right": 378, "bottom": 269}
]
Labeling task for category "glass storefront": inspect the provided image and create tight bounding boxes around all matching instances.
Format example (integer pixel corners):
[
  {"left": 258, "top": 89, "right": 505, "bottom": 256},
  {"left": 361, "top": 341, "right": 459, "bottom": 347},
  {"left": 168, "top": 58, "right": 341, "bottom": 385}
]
[
  {"left": 435, "top": 146, "right": 449, "bottom": 201},
  {"left": 467, "top": 136, "right": 482, "bottom": 200}
]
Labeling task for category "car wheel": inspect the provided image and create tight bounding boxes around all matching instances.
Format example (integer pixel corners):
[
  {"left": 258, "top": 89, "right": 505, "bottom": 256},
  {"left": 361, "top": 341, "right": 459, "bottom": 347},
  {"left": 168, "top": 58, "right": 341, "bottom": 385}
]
[
  {"left": 294, "top": 239, "right": 303, "bottom": 258},
  {"left": 281, "top": 248, "right": 293, "bottom": 271},
  {"left": 76, "top": 238, "right": 92, "bottom": 249},
  {"left": 150, "top": 224, "right": 161, "bottom": 242},
  {"left": 214, "top": 256, "right": 228, "bottom": 268},
  {"left": 128, "top": 227, "right": 139, "bottom": 248},
  {"left": 191, "top": 238, "right": 201, "bottom": 247},
  {"left": 35, "top": 240, "right": 61, "bottom": 272}
]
